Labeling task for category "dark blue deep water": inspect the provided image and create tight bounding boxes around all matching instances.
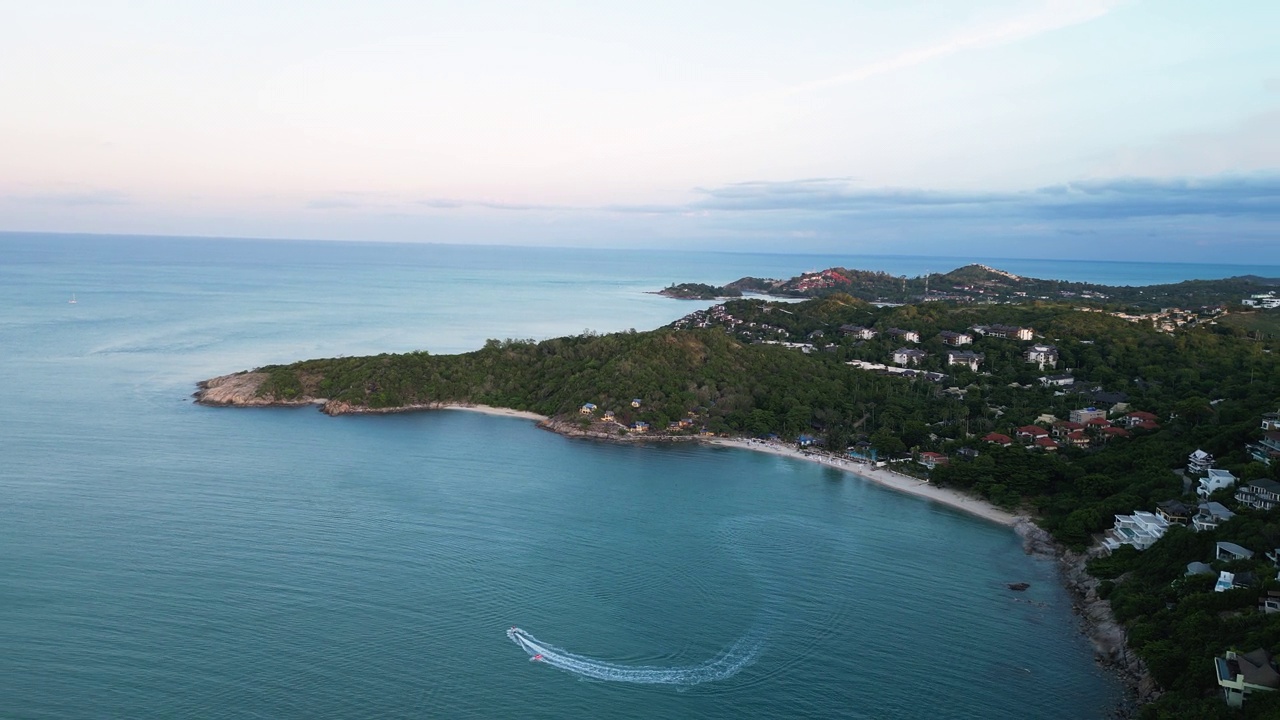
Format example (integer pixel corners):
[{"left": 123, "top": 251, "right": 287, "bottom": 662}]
[{"left": 3, "top": 233, "right": 1243, "bottom": 718}]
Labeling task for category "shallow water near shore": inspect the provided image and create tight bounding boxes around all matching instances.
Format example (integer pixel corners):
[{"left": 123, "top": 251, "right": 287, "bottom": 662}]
[{"left": 0, "top": 234, "right": 1188, "bottom": 718}]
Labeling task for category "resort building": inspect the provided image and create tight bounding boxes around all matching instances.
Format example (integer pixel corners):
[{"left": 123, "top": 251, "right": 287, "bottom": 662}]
[
  {"left": 1197, "top": 469, "right": 1238, "bottom": 498},
  {"left": 1215, "top": 649, "right": 1280, "bottom": 708},
  {"left": 629, "top": 421, "right": 649, "bottom": 433},
  {"left": 1247, "top": 431, "right": 1280, "bottom": 466},
  {"left": 974, "top": 324, "right": 1034, "bottom": 341},
  {"left": 891, "top": 348, "right": 927, "bottom": 366},
  {"left": 1024, "top": 344, "right": 1059, "bottom": 369},
  {"left": 579, "top": 403, "right": 597, "bottom": 414},
  {"left": 917, "top": 451, "right": 949, "bottom": 469},
  {"left": 839, "top": 325, "right": 877, "bottom": 340},
  {"left": 1102, "top": 510, "right": 1170, "bottom": 552},
  {"left": 1235, "top": 479, "right": 1280, "bottom": 511},
  {"left": 1040, "top": 373, "right": 1075, "bottom": 387},
  {"left": 885, "top": 328, "right": 921, "bottom": 344},
  {"left": 982, "top": 433, "right": 1013, "bottom": 446},
  {"left": 1118, "top": 411, "right": 1160, "bottom": 429},
  {"left": 1015, "top": 425, "right": 1049, "bottom": 442},
  {"left": 937, "top": 331, "right": 973, "bottom": 346},
  {"left": 945, "top": 350, "right": 984, "bottom": 371},
  {"left": 1069, "top": 408, "right": 1107, "bottom": 424}
]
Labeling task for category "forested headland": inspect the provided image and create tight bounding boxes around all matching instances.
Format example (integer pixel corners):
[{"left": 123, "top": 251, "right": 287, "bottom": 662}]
[{"left": 199, "top": 289, "right": 1280, "bottom": 717}]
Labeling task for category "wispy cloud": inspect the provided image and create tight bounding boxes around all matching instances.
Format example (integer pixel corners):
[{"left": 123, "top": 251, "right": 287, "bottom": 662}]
[
  {"left": 0, "top": 189, "right": 131, "bottom": 207},
  {"left": 787, "top": 0, "right": 1122, "bottom": 96},
  {"left": 603, "top": 174, "right": 1280, "bottom": 222}
]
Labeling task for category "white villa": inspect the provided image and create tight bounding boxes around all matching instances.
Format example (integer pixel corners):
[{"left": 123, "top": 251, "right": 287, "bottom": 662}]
[
  {"left": 1215, "top": 649, "right": 1280, "bottom": 708},
  {"left": 1102, "top": 510, "right": 1170, "bottom": 552},
  {"left": 1198, "top": 468, "right": 1239, "bottom": 498}
]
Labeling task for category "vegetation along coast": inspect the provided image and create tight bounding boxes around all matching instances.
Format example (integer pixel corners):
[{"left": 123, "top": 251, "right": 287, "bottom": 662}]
[{"left": 197, "top": 264, "right": 1280, "bottom": 718}]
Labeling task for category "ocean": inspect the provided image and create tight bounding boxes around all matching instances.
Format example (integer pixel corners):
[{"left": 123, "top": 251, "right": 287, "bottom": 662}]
[{"left": 7, "top": 232, "right": 1259, "bottom": 718}]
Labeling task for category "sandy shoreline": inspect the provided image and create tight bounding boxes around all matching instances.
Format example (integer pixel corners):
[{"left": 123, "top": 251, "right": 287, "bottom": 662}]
[
  {"left": 436, "top": 403, "right": 550, "bottom": 421},
  {"left": 704, "top": 437, "right": 1021, "bottom": 527}
]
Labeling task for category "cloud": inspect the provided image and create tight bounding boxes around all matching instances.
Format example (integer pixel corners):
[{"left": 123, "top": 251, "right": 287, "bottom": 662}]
[
  {"left": 619, "top": 174, "right": 1280, "bottom": 221},
  {"left": 0, "top": 189, "right": 131, "bottom": 207},
  {"left": 305, "top": 194, "right": 557, "bottom": 212},
  {"left": 787, "top": 0, "right": 1122, "bottom": 96}
]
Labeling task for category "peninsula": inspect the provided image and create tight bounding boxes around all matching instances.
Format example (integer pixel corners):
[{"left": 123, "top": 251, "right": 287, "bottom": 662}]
[
  {"left": 197, "top": 265, "right": 1280, "bottom": 717},
  {"left": 659, "top": 263, "right": 1280, "bottom": 312}
]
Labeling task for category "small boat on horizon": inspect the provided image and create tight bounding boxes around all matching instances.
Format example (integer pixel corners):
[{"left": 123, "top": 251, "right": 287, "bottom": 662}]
[{"left": 68, "top": 293, "right": 77, "bottom": 304}]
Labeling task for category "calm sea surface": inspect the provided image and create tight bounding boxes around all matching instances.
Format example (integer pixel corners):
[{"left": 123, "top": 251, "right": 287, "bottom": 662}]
[{"left": 7, "top": 233, "right": 1259, "bottom": 718}]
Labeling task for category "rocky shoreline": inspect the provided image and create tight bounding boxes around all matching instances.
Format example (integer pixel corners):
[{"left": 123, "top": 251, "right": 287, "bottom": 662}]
[
  {"left": 1016, "top": 520, "right": 1158, "bottom": 712},
  {"left": 195, "top": 371, "right": 1155, "bottom": 711}
]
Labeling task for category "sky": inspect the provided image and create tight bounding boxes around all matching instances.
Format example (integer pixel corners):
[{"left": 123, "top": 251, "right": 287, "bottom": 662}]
[{"left": 1, "top": 0, "right": 1278, "bottom": 261}]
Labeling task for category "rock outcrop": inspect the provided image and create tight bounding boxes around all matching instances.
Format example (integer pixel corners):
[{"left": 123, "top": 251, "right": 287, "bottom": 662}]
[
  {"left": 1015, "top": 519, "right": 1159, "bottom": 710},
  {"left": 194, "top": 373, "right": 315, "bottom": 407}
]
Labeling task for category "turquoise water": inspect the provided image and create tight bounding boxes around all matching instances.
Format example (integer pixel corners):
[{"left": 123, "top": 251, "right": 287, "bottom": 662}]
[{"left": 0, "top": 233, "right": 1182, "bottom": 718}]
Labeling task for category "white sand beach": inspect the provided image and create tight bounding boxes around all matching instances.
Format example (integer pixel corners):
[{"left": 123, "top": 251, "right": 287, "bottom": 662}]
[
  {"left": 437, "top": 403, "right": 550, "bottom": 421},
  {"left": 705, "top": 437, "right": 1021, "bottom": 527},
  {"left": 429, "top": 403, "right": 1018, "bottom": 526}
]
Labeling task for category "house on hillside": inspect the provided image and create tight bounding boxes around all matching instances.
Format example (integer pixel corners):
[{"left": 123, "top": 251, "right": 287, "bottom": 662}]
[
  {"left": 1024, "top": 344, "right": 1059, "bottom": 369},
  {"left": 1118, "top": 411, "right": 1159, "bottom": 429},
  {"left": 938, "top": 331, "right": 973, "bottom": 346},
  {"left": 1248, "top": 431, "right": 1280, "bottom": 466},
  {"left": 1040, "top": 373, "right": 1075, "bottom": 387},
  {"left": 1100, "top": 426, "right": 1131, "bottom": 441},
  {"left": 945, "top": 350, "right": 984, "bottom": 371},
  {"left": 1198, "top": 469, "right": 1238, "bottom": 498},
  {"left": 1033, "top": 436, "right": 1059, "bottom": 451},
  {"left": 1217, "top": 541, "right": 1255, "bottom": 562},
  {"left": 1156, "top": 500, "right": 1193, "bottom": 525},
  {"left": 983, "top": 432, "right": 1014, "bottom": 446},
  {"left": 1064, "top": 430, "right": 1090, "bottom": 448},
  {"left": 1053, "top": 420, "right": 1085, "bottom": 438},
  {"left": 1236, "top": 479, "right": 1280, "bottom": 511},
  {"left": 839, "top": 325, "right": 877, "bottom": 340},
  {"left": 885, "top": 328, "right": 920, "bottom": 344},
  {"left": 601, "top": 410, "right": 616, "bottom": 423},
  {"left": 1015, "top": 425, "right": 1049, "bottom": 442},
  {"left": 1187, "top": 449, "right": 1215, "bottom": 475},
  {"left": 891, "top": 348, "right": 927, "bottom": 366},
  {"left": 1215, "top": 649, "right": 1280, "bottom": 708},
  {"left": 630, "top": 421, "right": 649, "bottom": 433},
  {"left": 1193, "top": 502, "right": 1236, "bottom": 532},
  {"left": 631, "top": 398, "right": 642, "bottom": 408},
  {"left": 579, "top": 403, "right": 597, "bottom": 414}
]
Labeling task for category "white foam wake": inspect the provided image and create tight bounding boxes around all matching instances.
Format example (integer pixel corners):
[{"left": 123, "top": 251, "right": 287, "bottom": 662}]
[{"left": 506, "top": 626, "right": 761, "bottom": 685}]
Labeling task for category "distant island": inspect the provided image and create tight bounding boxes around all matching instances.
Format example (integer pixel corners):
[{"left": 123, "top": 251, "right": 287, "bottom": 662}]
[
  {"left": 659, "top": 263, "right": 1280, "bottom": 312},
  {"left": 196, "top": 263, "right": 1280, "bottom": 717}
]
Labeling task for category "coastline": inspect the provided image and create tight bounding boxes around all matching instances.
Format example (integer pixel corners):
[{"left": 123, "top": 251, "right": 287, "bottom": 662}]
[
  {"left": 195, "top": 375, "right": 1146, "bottom": 708},
  {"left": 701, "top": 437, "right": 1021, "bottom": 527}
]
